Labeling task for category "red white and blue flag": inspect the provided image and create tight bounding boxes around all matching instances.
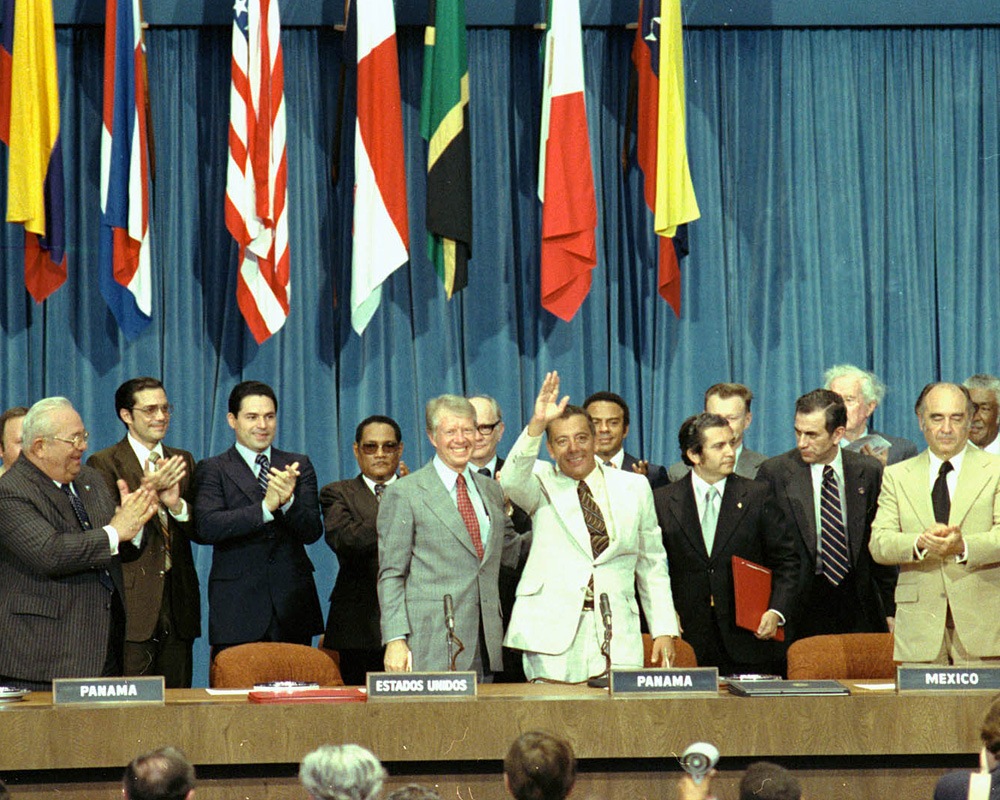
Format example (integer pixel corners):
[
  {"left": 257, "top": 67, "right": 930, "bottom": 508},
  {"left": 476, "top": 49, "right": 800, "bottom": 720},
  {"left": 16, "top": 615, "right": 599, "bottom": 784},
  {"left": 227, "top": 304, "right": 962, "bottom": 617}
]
[
  {"left": 0, "top": 0, "right": 68, "bottom": 303},
  {"left": 225, "top": 0, "right": 289, "bottom": 344},
  {"left": 347, "top": 0, "right": 409, "bottom": 335},
  {"left": 100, "top": 0, "right": 152, "bottom": 339},
  {"left": 538, "top": 0, "right": 597, "bottom": 322}
]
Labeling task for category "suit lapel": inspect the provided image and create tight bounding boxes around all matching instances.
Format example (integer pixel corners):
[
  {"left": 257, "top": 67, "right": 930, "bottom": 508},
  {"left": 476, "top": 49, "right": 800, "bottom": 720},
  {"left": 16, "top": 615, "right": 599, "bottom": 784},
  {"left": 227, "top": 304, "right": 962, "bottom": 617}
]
[
  {"left": 544, "top": 471, "right": 593, "bottom": 559},
  {"left": 669, "top": 476, "right": 709, "bottom": 560},
  {"left": 112, "top": 438, "right": 144, "bottom": 492},
  {"left": 951, "top": 448, "right": 991, "bottom": 527},
  {"left": 226, "top": 446, "right": 262, "bottom": 503},
  {"left": 842, "top": 454, "right": 870, "bottom": 566},
  {"left": 469, "top": 470, "right": 503, "bottom": 560},
  {"left": 712, "top": 478, "right": 751, "bottom": 559},
  {"left": 896, "top": 452, "right": 935, "bottom": 529},
  {"left": 353, "top": 475, "right": 379, "bottom": 519},
  {"left": 784, "top": 457, "right": 818, "bottom": 562},
  {"left": 417, "top": 464, "right": 479, "bottom": 558}
]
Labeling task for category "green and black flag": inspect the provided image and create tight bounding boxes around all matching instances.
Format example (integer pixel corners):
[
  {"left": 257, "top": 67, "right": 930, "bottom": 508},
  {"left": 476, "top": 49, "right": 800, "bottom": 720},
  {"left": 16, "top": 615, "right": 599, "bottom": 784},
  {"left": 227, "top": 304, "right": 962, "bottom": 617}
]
[{"left": 419, "top": 0, "right": 471, "bottom": 299}]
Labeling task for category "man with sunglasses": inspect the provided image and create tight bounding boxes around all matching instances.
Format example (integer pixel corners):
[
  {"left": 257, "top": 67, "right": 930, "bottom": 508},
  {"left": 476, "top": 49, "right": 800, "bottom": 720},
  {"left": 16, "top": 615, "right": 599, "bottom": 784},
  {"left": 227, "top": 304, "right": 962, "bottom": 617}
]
[
  {"left": 320, "top": 415, "right": 406, "bottom": 685},
  {"left": 0, "top": 397, "right": 157, "bottom": 689},
  {"left": 88, "top": 377, "right": 201, "bottom": 687}
]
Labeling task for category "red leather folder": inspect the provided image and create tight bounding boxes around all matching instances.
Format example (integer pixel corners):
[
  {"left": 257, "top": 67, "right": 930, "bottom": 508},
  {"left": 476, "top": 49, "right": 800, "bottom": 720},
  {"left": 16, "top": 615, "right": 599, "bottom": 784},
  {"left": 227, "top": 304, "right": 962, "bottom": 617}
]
[
  {"left": 248, "top": 687, "right": 367, "bottom": 704},
  {"left": 732, "top": 556, "right": 784, "bottom": 642}
]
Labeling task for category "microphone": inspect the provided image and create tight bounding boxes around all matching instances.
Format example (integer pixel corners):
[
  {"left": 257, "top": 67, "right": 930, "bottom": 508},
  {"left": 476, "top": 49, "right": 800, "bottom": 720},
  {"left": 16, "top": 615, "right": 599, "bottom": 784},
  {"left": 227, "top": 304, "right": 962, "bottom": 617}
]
[
  {"left": 599, "top": 592, "right": 612, "bottom": 631},
  {"left": 444, "top": 594, "right": 455, "bottom": 633}
]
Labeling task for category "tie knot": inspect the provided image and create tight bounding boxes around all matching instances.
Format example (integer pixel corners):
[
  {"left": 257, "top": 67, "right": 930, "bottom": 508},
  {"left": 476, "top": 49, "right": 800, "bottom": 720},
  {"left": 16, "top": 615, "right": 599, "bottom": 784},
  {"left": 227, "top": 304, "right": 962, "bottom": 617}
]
[
  {"left": 256, "top": 453, "right": 268, "bottom": 467},
  {"left": 478, "top": 467, "right": 491, "bottom": 478},
  {"left": 147, "top": 451, "right": 161, "bottom": 464},
  {"left": 603, "top": 461, "right": 614, "bottom": 468},
  {"left": 706, "top": 486, "right": 718, "bottom": 502},
  {"left": 823, "top": 464, "right": 836, "bottom": 480},
  {"left": 374, "top": 482, "right": 386, "bottom": 498},
  {"left": 939, "top": 460, "right": 953, "bottom": 477}
]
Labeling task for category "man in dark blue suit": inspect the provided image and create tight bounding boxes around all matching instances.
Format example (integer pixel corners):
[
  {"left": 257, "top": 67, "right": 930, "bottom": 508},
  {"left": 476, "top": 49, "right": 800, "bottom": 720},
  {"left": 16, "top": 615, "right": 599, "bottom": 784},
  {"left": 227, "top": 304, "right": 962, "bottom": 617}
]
[{"left": 194, "top": 380, "right": 323, "bottom": 651}]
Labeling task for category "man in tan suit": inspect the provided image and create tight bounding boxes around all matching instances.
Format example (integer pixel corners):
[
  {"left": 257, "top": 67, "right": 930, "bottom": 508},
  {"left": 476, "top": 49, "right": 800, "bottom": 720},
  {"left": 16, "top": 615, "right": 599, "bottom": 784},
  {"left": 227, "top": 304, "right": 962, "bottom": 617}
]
[{"left": 870, "top": 382, "right": 1000, "bottom": 665}]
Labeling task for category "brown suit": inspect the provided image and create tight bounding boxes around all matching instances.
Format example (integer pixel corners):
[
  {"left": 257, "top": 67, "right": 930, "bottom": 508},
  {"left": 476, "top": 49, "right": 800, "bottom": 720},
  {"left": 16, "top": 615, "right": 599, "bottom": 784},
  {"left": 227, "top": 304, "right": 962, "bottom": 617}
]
[{"left": 88, "top": 438, "right": 201, "bottom": 686}]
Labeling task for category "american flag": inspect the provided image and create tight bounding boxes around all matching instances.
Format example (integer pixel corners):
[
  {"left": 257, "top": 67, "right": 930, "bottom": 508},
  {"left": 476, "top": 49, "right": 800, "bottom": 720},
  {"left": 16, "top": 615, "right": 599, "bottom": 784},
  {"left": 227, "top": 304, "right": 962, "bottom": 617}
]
[
  {"left": 224, "top": 0, "right": 289, "bottom": 344},
  {"left": 99, "top": 0, "right": 153, "bottom": 339}
]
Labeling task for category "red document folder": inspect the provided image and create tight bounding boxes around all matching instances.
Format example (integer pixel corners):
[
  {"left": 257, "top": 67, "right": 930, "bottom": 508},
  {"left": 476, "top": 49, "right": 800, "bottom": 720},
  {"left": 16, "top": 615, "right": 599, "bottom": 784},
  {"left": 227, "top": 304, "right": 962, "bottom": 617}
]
[{"left": 731, "top": 556, "right": 784, "bottom": 642}]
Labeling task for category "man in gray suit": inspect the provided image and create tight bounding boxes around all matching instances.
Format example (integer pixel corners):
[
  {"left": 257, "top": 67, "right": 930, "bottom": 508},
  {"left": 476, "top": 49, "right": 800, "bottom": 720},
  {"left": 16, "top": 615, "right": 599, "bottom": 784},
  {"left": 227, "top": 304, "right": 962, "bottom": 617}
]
[
  {"left": 0, "top": 398, "right": 157, "bottom": 688},
  {"left": 378, "top": 395, "right": 518, "bottom": 677},
  {"left": 669, "top": 383, "right": 766, "bottom": 482},
  {"left": 824, "top": 364, "right": 918, "bottom": 466}
]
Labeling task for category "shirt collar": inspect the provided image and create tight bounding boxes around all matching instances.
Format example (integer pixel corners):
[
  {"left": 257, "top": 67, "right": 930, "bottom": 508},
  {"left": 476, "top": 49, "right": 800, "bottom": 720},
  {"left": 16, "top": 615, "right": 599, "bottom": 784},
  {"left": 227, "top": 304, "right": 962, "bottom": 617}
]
[
  {"left": 473, "top": 455, "right": 499, "bottom": 478},
  {"left": 127, "top": 432, "right": 164, "bottom": 467},
  {"left": 433, "top": 454, "right": 476, "bottom": 491},
  {"left": 235, "top": 440, "right": 271, "bottom": 471},
  {"left": 362, "top": 473, "right": 397, "bottom": 494},
  {"left": 691, "top": 469, "right": 726, "bottom": 499},
  {"left": 605, "top": 449, "right": 624, "bottom": 469},
  {"left": 811, "top": 447, "right": 844, "bottom": 480},
  {"left": 928, "top": 443, "right": 968, "bottom": 477}
]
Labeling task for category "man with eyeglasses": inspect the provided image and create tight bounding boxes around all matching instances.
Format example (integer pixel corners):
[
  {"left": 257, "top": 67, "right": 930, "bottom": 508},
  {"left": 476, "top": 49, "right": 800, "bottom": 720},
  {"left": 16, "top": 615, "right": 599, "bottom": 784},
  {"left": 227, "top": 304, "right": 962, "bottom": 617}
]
[
  {"left": 964, "top": 374, "right": 1000, "bottom": 455},
  {"left": 319, "top": 415, "right": 407, "bottom": 684},
  {"left": 0, "top": 397, "right": 158, "bottom": 689},
  {"left": 468, "top": 394, "right": 532, "bottom": 682},
  {"left": 87, "top": 377, "right": 201, "bottom": 687},
  {"left": 194, "top": 380, "right": 324, "bottom": 654}
]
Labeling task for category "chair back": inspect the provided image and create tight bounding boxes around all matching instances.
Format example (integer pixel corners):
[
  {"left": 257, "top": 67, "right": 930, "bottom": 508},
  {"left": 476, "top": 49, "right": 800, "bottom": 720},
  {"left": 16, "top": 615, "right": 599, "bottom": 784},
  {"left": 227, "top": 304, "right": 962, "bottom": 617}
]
[
  {"left": 786, "top": 632, "right": 895, "bottom": 680},
  {"left": 642, "top": 633, "right": 698, "bottom": 668},
  {"left": 210, "top": 642, "right": 345, "bottom": 688}
]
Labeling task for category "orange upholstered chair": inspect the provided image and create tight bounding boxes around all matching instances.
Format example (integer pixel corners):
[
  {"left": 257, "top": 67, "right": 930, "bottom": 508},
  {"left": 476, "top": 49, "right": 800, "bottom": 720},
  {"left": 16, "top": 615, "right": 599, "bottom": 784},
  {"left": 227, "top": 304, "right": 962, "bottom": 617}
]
[
  {"left": 642, "top": 633, "right": 698, "bottom": 668},
  {"left": 786, "top": 633, "right": 896, "bottom": 680},
  {"left": 210, "top": 642, "right": 345, "bottom": 688}
]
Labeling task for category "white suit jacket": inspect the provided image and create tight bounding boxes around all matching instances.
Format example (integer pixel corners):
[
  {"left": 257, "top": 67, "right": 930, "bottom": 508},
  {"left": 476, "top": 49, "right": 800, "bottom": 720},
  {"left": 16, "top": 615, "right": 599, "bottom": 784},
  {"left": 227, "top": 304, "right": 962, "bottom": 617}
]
[
  {"left": 499, "top": 428, "right": 678, "bottom": 664},
  {"left": 870, "top": 446, "right": 1000, "bottom": 660}
]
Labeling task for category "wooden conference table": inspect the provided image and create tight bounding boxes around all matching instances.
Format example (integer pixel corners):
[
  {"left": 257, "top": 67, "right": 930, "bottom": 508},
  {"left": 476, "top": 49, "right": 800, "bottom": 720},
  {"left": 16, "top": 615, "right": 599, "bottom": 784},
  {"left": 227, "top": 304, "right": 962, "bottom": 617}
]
[{"left": 0, "top": 682, "right": 990, "bottom": 799}]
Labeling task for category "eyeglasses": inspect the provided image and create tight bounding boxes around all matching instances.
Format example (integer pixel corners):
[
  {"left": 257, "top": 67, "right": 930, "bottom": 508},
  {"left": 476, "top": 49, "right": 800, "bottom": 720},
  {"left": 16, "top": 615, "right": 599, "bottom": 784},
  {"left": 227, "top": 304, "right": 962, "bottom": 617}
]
[
  {"left": 47, "top": 432, "right": 90, "bottom": 449},
  {"left": 360, "top": 441, "right": 400, "bottom": 455},
  {"left": 476, "top": 421, "right": 501, "bottom": 436},
  {"left": 133, "top": 404, "right": 174, "bottom": 416}
]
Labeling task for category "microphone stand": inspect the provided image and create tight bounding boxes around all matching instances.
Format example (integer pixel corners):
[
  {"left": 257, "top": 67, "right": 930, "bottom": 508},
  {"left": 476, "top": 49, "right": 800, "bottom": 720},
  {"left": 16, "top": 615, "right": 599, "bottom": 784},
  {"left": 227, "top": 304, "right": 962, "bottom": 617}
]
[{"left": 587, "top": 593, "right": 613, "bottom": 690}]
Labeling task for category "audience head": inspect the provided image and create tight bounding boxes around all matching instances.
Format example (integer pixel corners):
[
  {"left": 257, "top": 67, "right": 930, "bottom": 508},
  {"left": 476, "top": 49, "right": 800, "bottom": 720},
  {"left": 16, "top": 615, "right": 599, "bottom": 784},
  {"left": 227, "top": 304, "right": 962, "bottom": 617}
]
[
  {"left": 468, "top": 395, "right": 505, "bottom": 467},
  {"left": 299, "top": 744, "right": 387, "bottom": 800},
  {"left": 980, "top": 693, "right": 1000, "bottom": 770},
  {"left": 425, "top": 395, "right": 477, "bottom": 473},
  {"left": 794, "top": 389, "right": 847, "bottom": 465},
  {"left": 227, "top": 380, "right": 278, "bottom": 454},
  {"left": 546, "top": 405, "right": 597, "bottom": 481},
  {"left": 384, "top": 786, "right": 442, "bottom": 800},
  {"left": 914, "top": 382, "right": 974, "bottom": 460},
  {"left": 704, "top": 384, "right": 753, "bottom": 447},
  {"left": 678, "top": 413, "right": 734, "bottom": 484},
  {"left": 823, "top": 364, "right": 885, "bottom": 440},
  {"left": 353, "top": 415, "right": 403, "bottom": 482},
  {"left": 738, "top": 762, "right": 801, "bottom": 800},
  {"left": 583, "top": 392, "right": 629, "bottom": 460},
  {"left": 115, "top": 377, "right": 171, "bottom": 449},
  {"left": 0, "top": 405, "right": 29, "bottom": 469},
  {"left": 123, "top": 746, "right": 196, "bottom": 800},
  {"left": 22, "top": 397, "right": 88, "bottom": 483},
  {"left": 503, "top": 731, "right": 576, "bottom": 800},
  {"left": 963, "top": 374, "right": 1000, "bottom": 449}
]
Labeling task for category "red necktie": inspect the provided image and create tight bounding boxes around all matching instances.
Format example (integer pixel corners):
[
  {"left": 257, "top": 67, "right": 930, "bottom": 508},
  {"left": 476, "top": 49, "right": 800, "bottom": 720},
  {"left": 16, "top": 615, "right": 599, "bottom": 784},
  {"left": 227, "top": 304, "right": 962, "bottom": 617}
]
[{"left": 456, "top": 474, "right": 484, "bottom": 560}]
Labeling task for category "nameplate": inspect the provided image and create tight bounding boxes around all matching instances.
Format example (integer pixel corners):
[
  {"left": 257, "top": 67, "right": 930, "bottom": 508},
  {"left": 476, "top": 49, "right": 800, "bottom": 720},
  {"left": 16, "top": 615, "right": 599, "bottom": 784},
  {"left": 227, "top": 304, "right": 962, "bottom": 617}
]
[
  {"left": 897, "top": 666, "right": 1000, "bottom": 692},
  {"left": 610, "top": 668, "right": 719, "bottom": 696},
  {"left": 53, "top": 676, "right": 165, "bottom": 705},
  {"left": 366, "top": 671, "right": 477, "bottom": 699}
]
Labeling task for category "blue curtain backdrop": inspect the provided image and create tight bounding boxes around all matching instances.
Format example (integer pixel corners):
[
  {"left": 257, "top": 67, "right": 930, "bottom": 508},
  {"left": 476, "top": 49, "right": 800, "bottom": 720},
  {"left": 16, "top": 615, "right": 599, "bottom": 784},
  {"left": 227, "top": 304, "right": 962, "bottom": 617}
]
[{"left": 1, "top": 23, "right": 998, "bottom": 685}]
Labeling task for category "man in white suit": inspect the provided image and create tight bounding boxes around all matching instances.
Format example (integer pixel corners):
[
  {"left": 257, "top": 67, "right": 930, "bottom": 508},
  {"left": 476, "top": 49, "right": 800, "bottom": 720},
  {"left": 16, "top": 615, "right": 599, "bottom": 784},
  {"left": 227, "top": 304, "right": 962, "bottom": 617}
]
[
  {"left": 870, "top": 382, "right": 1000, "bottom": 665},
  {"left": 500, "top": 372, "right": 678, "bottom": 682}
]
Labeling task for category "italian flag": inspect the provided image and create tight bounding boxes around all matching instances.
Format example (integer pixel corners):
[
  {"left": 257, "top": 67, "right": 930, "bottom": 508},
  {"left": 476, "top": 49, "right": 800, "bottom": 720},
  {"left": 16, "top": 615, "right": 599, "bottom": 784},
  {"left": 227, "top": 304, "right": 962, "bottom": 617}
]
[{"left": 538, "top": 0, "right": 597, "bottom": 322}]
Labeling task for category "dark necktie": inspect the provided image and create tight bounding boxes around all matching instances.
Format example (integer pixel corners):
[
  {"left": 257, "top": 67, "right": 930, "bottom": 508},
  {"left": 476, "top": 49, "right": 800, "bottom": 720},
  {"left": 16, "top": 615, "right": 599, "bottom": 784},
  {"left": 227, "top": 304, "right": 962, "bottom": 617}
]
[
  {"left": 932, "top": 460, "right": 953, "bottom": 524},
  {"left": 478, "top": 467, "right": 491, "bottom": 478},
  {"left": 61, "top": 483, "right": 92, "bottom": 530},
  {"left": 578, "top": 480, "right": 609, "bottom": 605},
  {"left": 455, "top": 474, "right": 484, "bottom": 559},
  {"left": 256, "top": 453, "right": 270, "bottom": 497},
  {"left": 820, "top": 466, "right": 850, "bottom": 585},
  {"left": 146, "top": 451, "right": 172, "bottom": 567},
  {"left": 62, "top": 483, "right": 114, "bottom": 592},
  {"left": 374, "top": 482, "right": 386, "bottom": 501}
]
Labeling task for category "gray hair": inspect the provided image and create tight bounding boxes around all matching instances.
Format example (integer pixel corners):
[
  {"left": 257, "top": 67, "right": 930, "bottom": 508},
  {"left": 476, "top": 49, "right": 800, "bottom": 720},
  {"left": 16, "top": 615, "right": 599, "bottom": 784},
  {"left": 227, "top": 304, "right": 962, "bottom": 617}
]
[
  {"left": 299, "top": 745, "right": 386, "bottom": 800},
  {"left": 823, "top": 364, "right": 886, "bottom": 405},
  {"left": 963, "top": 374, "right": 1000, "bottom": 401},
  {"left": 425, "top": 394, "right": 476, "bottom": 433},
  {"left": 21, "top": 397, "right": 74, "bottom": 448},
  {"left": 467, "top": 394, "right": 501, "bottom": 422}
]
